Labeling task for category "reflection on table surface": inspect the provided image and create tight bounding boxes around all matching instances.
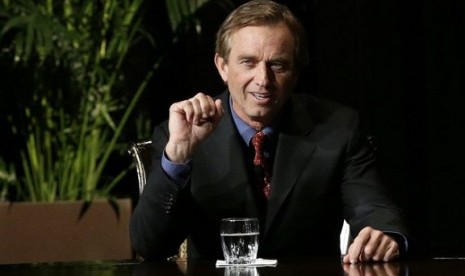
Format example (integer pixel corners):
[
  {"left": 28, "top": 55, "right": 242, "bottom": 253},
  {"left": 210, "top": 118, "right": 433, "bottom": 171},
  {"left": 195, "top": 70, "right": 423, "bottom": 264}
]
[
  {"left": 132, "top": 259, "right": 404, "bottom": 275},
  {"left": 1, "top": 257, "right": 465, "bottom": 275}
]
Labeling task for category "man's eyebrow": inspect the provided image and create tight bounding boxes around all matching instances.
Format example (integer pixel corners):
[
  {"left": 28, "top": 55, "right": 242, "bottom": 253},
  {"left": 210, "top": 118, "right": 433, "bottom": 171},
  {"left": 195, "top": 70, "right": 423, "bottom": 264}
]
[
  {"left": 269, "top": 57, "right": 289, "bottom": 63},
  {"left": 237, "top": 54, "right": 256, "bottom": 60}
]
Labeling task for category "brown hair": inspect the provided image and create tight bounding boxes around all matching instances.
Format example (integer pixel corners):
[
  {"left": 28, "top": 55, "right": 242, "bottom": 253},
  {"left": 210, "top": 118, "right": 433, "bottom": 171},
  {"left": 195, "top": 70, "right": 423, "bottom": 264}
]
[{"left": 215, "top": 0, "right": 309, "bottom": 69}]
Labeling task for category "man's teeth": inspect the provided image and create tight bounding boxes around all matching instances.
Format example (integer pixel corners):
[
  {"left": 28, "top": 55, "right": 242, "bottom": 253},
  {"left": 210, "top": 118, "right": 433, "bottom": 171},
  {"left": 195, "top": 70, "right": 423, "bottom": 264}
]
[{"left": 253, "top": 93, "right": 269, "bottom": 99}]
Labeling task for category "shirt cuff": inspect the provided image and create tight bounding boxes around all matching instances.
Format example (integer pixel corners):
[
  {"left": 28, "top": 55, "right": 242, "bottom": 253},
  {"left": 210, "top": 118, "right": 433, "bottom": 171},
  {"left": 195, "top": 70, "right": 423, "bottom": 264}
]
[{"left": 161, "top": 151, "right": 192, "bottom": 188}]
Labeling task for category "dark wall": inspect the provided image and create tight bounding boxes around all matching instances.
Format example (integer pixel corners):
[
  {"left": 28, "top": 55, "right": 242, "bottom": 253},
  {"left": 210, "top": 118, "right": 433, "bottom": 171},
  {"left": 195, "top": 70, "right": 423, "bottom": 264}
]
[
  {"left": 143, "top": 0, "right": 465, "bottom": 257},
  {"left": 297, "top": 0, "right": 465, "bottom": 257},
  {"left": 296, "top": 0, "right": 465, "bottom": 257}
]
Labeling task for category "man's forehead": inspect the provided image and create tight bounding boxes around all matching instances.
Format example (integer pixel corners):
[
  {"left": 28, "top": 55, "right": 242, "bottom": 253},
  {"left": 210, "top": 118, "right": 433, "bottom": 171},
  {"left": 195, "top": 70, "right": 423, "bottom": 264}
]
[{"left": 228, "top": 26, "right": 295, "bottom": 57}]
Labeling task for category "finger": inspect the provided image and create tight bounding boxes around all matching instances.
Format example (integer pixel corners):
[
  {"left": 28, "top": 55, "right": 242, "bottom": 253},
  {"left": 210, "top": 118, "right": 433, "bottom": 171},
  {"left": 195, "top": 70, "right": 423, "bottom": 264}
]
[
  {"left": 196, "top": 98, "right": 224, "bottom": 126},
  {"left": 343, "top": 253, "right": 350, "bottom": 264},
  {"left": 193, "top": 92, "right": 215, "bottom": 118},
  {"left": 214, "top": 99, "right": 224, "bottom": 120},
  {"left": 343, "top": 248, "right": 351, "bottom": 264},
  {"left": 371, "top": 236, "right": 388, "bottom": 262},
  {"left": 346, "top": 228, "right": 372, "bottom": 263},
  {"left": 192, "top": 93, "right": 222, "bottom": 125},
  {"left": 361, "top": 230, "right": 383, "bottom": 262},
  {"left": 170, "top": 100, "right": 195, "bottom": 124},
  {"left": 372, "top": 235, "right": 399, "bottom": 262},
  {"left": 187, "top": 97, "right": 204, "bottom": 125},
  {"left": 382, "top": 240, "right": 400, "bottom": 262},
  {"left": 346, "top": 239, "right": 364, "bottom": 264},
  {"left": 203, "top": 95, "right": 217, "bottom": 117}
]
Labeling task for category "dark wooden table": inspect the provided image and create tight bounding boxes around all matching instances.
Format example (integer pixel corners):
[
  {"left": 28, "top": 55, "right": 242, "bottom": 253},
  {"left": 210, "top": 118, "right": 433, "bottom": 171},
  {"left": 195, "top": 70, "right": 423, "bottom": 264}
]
[{"left": 1, "top": 257, "right": 465, "bottom": 275}]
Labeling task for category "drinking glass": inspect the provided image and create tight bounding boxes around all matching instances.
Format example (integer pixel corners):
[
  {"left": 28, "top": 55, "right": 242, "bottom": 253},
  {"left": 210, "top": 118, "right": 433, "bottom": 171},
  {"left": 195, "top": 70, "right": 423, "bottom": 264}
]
[
  {"left": 220, "top": 218, "right": 259, "bottom": 264},
  {"left": 224, "top": 267, "right": 258, "bottom": 276}
]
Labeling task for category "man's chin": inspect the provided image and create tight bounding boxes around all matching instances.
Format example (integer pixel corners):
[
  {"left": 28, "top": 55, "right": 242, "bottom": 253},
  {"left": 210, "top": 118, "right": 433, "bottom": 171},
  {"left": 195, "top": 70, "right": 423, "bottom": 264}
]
[{"left": 247, "top": 110, "right": 276, "bottom": 125}]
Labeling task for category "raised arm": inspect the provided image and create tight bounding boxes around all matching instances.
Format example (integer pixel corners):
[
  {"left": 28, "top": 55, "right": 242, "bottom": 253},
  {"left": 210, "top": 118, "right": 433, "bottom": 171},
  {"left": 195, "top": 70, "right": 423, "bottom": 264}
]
[{"left": 130, "top": 93, "right": 224, "bottom": 260}]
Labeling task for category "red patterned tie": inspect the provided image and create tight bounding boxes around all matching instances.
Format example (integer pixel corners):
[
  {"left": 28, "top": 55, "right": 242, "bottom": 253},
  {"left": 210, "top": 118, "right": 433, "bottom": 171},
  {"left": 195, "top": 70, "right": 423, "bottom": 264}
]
[{"left": 251, "top": 131, "right": 272, "bottom": 199}]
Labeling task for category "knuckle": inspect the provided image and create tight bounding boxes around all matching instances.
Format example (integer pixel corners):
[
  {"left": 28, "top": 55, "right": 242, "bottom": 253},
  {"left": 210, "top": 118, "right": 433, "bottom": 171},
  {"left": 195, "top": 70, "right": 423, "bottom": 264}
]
[
  {"left": 362, "top": 226, "right": 374, "bottom": 233},
  {"left": 388, "top": 238, "right": 398, "bottom": 246},
  {"left": 364, "top": 245, "right": 374, "bottom": 255}
]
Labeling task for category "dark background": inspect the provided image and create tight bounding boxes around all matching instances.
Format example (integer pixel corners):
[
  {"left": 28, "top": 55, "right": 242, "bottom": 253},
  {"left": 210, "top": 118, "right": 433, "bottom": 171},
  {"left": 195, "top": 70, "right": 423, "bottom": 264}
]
[
  {"left": 141, "top": 0, "right": 465, "bottom": 257},
  {"left": 1, "top": 0, "right": 464, "bottom": 258}
]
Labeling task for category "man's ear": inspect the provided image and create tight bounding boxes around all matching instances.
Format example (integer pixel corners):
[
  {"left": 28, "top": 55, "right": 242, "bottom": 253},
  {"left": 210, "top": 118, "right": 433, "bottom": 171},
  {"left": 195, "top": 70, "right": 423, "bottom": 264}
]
[{"left": 214, "top": 53, "right": 228, "bottom": 83}]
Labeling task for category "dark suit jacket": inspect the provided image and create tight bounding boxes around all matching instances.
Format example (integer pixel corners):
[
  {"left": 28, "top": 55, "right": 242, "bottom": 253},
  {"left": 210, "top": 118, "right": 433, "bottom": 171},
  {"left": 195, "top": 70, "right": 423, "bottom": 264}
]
[{"left": 130, "top": 91, "right": 407, "bottom": 260}]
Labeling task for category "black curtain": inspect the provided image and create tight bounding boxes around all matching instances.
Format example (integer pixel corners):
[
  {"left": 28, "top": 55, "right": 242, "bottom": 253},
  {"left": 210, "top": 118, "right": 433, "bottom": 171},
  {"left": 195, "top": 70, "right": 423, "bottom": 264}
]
[{"left": 295, "top": 0, "right": 465, "bottom": 257}]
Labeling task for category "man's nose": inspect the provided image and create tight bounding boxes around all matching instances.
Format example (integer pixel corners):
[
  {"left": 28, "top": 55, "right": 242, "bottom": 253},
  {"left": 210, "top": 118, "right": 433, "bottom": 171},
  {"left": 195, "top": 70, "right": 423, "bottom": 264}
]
[{"left": 254, "top": 63, "right": 270, "bottom": 88}]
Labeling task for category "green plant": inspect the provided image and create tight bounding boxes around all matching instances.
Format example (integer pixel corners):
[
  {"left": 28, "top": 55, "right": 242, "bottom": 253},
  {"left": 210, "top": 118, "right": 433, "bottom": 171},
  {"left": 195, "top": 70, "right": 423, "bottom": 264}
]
[
  {"left": 0, "top": 0, "right": 233, "bottom": 202},
  {"left": 0, "top": 156, "right": 16, "bottom": 201},
  {"left": 0, "top": 0, "right": 150, "bottom": 202},
  {"left": 166, "top": 0, "right": 234, "bottom": 39}
]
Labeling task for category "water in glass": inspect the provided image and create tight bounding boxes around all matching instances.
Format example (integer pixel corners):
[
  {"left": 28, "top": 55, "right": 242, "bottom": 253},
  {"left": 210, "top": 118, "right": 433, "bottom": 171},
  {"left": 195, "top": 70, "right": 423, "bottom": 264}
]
[{"left": 220, "top": 218, "right": 259, "bottom": 264}]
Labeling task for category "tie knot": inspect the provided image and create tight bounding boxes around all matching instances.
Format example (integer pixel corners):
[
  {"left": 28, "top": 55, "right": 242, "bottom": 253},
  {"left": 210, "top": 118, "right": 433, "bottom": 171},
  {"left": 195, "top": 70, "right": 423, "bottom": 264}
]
[
  {"left": 251, "top": 131, "right": 266, "bottom": 152},
  {"left": 251, "top": 131, "right": 267, "bottom": 166}
]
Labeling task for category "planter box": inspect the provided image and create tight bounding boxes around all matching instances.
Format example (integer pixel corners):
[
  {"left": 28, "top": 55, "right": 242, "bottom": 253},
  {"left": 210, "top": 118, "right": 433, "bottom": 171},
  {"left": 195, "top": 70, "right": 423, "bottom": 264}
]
[{"left": 0, "top": 198, "right": 132, "bottom": 264}]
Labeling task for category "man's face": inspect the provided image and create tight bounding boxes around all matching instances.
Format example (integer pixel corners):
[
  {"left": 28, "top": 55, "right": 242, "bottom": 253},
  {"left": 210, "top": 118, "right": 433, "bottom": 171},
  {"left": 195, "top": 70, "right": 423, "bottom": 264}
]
[{"left": 215, "top": 23, "right": 299, "bottom": 130}]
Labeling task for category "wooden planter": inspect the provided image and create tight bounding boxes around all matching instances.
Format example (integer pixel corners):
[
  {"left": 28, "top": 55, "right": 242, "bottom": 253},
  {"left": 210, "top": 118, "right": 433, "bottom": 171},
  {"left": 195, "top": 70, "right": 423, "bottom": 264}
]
[{"left": 0, "top": 198, "right": 133, "bottom": 264}]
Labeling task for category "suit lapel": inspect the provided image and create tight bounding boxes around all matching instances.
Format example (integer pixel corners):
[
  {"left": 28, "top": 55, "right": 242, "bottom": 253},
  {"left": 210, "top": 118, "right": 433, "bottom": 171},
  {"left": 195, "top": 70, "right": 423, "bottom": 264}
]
[
  {"left": 199, "top": 92, "right": 261, "bottom": 217},
  {"left": 264, "top": 95, "right": 317, "bottom": 234}
]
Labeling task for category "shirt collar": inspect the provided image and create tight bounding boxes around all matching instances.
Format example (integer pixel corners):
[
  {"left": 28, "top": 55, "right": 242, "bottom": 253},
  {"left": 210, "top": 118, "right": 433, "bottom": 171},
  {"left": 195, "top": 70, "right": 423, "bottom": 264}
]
[{"left": 229, "top": 96, "right": 275, "bottom": 145}]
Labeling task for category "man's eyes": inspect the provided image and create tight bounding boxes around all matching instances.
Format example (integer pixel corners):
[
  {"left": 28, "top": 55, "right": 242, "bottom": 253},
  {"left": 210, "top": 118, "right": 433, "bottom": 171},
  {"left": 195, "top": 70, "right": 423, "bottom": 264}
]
[
  {"left": 240, "top": 59, "right": 255, "bottom": 66},
  {"left": 239, "top": 60, "right": 288, "bottom": 71},
  {"left": 270, "top": 63, "right": 285, "bottom": 71}
]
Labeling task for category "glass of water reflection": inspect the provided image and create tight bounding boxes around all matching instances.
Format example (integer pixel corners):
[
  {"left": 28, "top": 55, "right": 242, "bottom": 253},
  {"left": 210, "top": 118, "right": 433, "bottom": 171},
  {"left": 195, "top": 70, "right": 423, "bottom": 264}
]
[{"left": 220, "top": 218, "right": 259, "bottom": 264}]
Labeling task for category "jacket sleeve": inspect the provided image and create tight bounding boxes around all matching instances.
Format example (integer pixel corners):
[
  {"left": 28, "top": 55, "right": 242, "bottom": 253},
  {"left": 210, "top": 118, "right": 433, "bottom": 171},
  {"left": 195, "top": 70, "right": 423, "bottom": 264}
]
[
  {"left": 340, "top": 111, "right": 408, "bottom": 247},
  {"left": 129, "top": 122, "right": 190, "bottom": 260}
]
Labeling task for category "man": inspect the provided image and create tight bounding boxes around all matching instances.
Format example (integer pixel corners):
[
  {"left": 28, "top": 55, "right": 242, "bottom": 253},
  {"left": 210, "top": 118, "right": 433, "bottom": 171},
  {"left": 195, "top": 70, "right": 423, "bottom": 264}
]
[{"left": 130, "top": 0, "right": 408, "bottom": 263}]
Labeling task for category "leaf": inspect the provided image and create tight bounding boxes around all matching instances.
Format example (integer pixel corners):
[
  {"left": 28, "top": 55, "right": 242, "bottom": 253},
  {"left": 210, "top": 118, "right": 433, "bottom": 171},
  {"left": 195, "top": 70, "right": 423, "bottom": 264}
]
[
  {"left": 108, "top": 197, "right": 121, "bottom": 221},
  {"left": 78, "top": 200, "right": 92, "bottom": 221},
  {"left": 165, "top": 0, "right": 233, "bottom": 34},
  {"left": 1, "top": 16, "right": 30, "bottom": 35}
]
